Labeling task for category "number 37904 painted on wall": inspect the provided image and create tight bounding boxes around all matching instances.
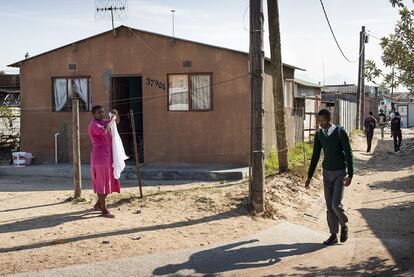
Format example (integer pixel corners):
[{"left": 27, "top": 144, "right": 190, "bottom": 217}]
[{"left": 145, "top": 77, "right": 166, "bottom": 91}]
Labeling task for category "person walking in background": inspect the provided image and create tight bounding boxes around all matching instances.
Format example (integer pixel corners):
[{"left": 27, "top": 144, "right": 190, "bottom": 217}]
[
  {"left": 391, "top": 112, "right": 402, "bottom": 153},
  {"left": 364, "top": 111, "right": 377, "bottom": 153},
  {"left": 305, "top": 109, "right": 353, "bottom": 246},
  {"left": 389, "top": 109, "right": 396, "bottom": 138},
  {"left": 378, "top": 109, "right": 387, "bottom": 140},
  {"left": 389, "top": 109, "right": 396, "bottom": 121}
]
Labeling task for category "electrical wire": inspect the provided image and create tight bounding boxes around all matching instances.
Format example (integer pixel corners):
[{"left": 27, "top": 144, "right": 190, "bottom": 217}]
[
  {"left": 243, "top": 5, "right": 249, "bottom": 31},
  {"left": 366, "top": 31, "right": 381, "bottom": 40},
  {"left": 15, "top": 73, "right": 249, "bottom": 112},
  {"left": 319, "top": 0, "right": 364, "bottom": 64}
]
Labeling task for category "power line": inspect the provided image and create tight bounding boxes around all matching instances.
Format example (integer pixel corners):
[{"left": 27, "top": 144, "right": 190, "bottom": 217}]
[
  {"left": 14, "top": 73, "right": 249, "bottom": 111},
  {"left": 119, "top": 18, "right": 180, "bottom": 63},
  {"left": 319, "top": 0, "right": 362, "bottom": 64},
  {"left": 243, "top": 5, "right": 249, "bottom": 31},
  {"left": 366, "top": 32, "right": 381, "bottom": 40}
]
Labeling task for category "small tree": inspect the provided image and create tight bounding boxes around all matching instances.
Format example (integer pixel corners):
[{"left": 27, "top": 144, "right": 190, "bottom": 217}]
[
  {"left": 365, "top": 0, "right": 414, "bottom": 93},
  {"left": 0, "top": 106, "right": 14, "bottom": 128}
]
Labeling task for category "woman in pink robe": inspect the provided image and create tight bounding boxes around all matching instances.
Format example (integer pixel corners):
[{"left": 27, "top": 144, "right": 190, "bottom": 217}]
[{"left": 88, "top": 105, "right": 120, "bottom": 218}]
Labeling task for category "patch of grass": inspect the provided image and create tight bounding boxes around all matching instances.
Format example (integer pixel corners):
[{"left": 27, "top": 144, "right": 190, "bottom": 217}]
[
  {"left": 265, "top": 147, "right": 279, "bottom": 177},
  {"left": 65, "top": 196, "right": 91, "bottom": 204},
  {"left": 351, "top": 129, "right": 364, "bottom": 136},
  {"left": 108, "top": 192, "right": 140, "bottom": 206},
  {"left": 265, "top": 143, "right": 313, "bottom": 178}
]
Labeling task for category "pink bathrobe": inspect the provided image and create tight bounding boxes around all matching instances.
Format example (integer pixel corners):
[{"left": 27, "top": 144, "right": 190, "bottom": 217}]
[{"left": 88, "top": 119, "right": 120, "bottom": 194}]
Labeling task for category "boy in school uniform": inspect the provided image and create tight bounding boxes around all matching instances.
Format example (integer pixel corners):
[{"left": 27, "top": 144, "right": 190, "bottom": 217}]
[{"left": 305, "top": 109, "right": 354, "bottom": 246}]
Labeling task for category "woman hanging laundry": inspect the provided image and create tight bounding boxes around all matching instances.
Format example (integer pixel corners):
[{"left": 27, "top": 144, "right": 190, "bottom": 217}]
[{"left": 88, "top": 105, "right": 120, "bottom": 218}]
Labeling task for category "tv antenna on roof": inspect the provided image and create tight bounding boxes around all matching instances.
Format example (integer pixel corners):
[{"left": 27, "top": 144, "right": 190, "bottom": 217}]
[{"left": 95, "top": 0, "right": 128, "bottom": 31}]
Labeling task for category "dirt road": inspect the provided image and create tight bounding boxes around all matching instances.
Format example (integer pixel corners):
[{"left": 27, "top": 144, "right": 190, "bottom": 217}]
[
  {"left": 239, "top": 128, "right": 414, "bottom": 276},
  {"left": 1, "top": 128, "right": 413, "bottom": 276}
]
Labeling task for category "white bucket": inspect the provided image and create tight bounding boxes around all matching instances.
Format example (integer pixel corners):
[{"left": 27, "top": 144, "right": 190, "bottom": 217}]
[
  {"left": 24, "top": 153, "right": 33, "bottom": 165},
  {"left": 12, "top": 152, "right": 26, "bottom": 167}
]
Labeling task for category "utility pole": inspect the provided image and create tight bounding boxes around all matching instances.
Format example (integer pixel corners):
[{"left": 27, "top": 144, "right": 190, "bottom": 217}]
[
  {"left": 171, "top": 10, "right": 176, "bottom": 38},
  {"left": 357, "top": 26, "right": 367, "bottom": 130},
  {"left": 249, "top": 0, "right": 265, "bottom": 212},
  {"left": 268, "top": 0, "right": 288, "bottom": 172},
  {"left": 71, "top": 83, "right": 82, "bottom": 199},
  {"left": 322, "top": 61, "right": 326, "bottom": 86}
]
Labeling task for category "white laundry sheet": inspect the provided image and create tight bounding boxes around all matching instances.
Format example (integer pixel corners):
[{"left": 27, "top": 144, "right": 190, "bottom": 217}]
[{"left": 111, "top": 122, "right": 129, "bottom": 179}]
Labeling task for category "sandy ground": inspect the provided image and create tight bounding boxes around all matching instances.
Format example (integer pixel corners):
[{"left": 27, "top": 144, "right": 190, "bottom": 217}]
[
  {"left": 0, "top": 167, "right": 320, "bottom": 275},
  {"left": 1, "top": 127, "right": 413, "bottom": 276}
]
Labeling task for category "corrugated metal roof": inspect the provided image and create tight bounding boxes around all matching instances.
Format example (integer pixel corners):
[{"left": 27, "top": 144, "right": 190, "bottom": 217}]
[
  {"left": 321, "top": 92, "right": 358, "bottom": 103},
  {"left": 0, "top": 74, "right": 20, "bottom": 90},
  {"left": 0, "top": 89, "right": 20, "bottom": 94},
  {"left": 295, "top": 78, "right": 324, "bottom": 88},
  {"left": 8, "top": 25, "right": 305, "bottom": 71},
  {"left": 394, "top": 92, "right": 414, "bottom": 102},
  {"left": 322, "top": 84, "right": 358, "bottom": 94}
]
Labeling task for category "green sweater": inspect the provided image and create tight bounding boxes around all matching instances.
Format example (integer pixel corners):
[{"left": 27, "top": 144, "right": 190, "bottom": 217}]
[{"left": 307, "top": 127, "right": 354, "bottom": 178}]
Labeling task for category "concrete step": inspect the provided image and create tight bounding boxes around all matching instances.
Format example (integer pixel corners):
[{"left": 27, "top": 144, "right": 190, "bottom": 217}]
[{"left": 0, "top": 164, "right": 249, "bottom": 181}]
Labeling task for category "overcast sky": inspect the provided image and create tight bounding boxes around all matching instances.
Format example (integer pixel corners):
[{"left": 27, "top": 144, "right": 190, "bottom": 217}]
[{"left": 1, "top": 0, "right": 412, "bottom": 88}]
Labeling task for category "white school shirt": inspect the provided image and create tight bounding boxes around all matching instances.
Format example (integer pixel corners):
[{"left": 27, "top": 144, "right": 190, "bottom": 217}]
[{"left": 322, "top": 124, "right": 337, "bottom": 137}]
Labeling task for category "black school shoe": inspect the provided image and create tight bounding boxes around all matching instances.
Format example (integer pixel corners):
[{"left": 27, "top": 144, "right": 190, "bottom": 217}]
[
  {"left": 341, "top": 226, "right": 349, "bottom": 243},
  {"left": 323, "top": 234, "right": 338, "bottom": 246}
]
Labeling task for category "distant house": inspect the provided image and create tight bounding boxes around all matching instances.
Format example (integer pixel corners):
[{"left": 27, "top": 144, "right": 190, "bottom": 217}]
[
  {"left": 9, "top": 25, "right": 307, "bottom": 165},
  {"left": 0, "top": 74, "right": 20, "bottom": 106},
  {"left": 392, "top": 92, "right": 414, "bottom": 128},
  {"left": 321, "top": 84, "right": 362, "bottom": 134},
  {"left": 321, "top": 83, "right": 386, "bottom": 118},
  {"left": 0, "top": 73, "right": 20, "bottom": 155},
  {"left": 290, "top": 79, "right": 322, "bottom": 141}
]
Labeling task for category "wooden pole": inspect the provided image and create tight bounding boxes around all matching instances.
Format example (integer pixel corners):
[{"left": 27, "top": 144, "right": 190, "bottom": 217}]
[
  {"left": 249, "top": 0, "right": 265, "bottom": 212},
  {"left": 268, "top": 0, "right": 289, "bottom": 172},
  {"left": 302, "top": 107, "right": 306, "bottom": 165},
  {"left": 72, "top": 98, "right": 82, "bottom": 198},
  {"left": 357, "top": 26, "right": 366, "bottom": 130},
  {"left": 130, "top": 109, "right": 143, "bottom": 198}
]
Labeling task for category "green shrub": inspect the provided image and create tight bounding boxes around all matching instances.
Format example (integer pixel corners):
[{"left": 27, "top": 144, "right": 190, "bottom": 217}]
[{"left": 265, "top": 142, "right": 313, "bottom": 177}]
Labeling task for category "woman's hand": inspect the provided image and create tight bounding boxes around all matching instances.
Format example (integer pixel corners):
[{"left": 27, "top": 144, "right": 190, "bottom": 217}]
[{"left": 111, "top": 109, "right": 120, "bottom": 124}]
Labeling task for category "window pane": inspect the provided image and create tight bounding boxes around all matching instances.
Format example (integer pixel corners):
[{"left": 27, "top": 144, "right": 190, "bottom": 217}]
[
  {"left": 191, "top": 75, "right": 211, "bottom": 110},
  {"left": 54, "top": 78, "right": 68, "bottom": 112},
  {"left": 168, "top": 75, "right": 189, "bottom": 111},
  {"left": 73, "top": 78, "right": 89, "bottom": 111}
]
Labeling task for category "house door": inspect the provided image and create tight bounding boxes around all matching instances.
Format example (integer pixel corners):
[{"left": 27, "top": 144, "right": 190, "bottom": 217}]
[
  {"left": 397, "top": 105, "right": 408, "bottom": 128},
  {"left": 111, "top": 76, "right": 144, "bottom": 163},
  {"left": 294, "top": 98, "right": 305, "bottom": 143}
]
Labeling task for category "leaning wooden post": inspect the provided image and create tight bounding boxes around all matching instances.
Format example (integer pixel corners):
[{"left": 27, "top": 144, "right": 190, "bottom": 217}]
[
  {"left": 130, "top": 109, "right": 143, "bottom": 198},
  {"left": 72, "top": 93, "right": 82, "bottom": 198}
]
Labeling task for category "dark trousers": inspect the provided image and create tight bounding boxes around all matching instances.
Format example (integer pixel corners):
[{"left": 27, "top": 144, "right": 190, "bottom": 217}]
[
  {"left": 365, "top": 130, "right": 374, "bottom": 152},
  {"left": 392, "top": 130, "right": 402, "bottom": 152},
  {"left": 323, "top": 169, "right": 348, "bottom": 234}
]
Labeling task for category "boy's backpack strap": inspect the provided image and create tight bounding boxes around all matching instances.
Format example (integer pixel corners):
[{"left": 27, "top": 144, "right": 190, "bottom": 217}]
[
  {"left": 337, "top": 126, "right": 342, "bottom": 136},
  {"left": 316, "top": 129, "right": 322, "bottom": 141}
]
